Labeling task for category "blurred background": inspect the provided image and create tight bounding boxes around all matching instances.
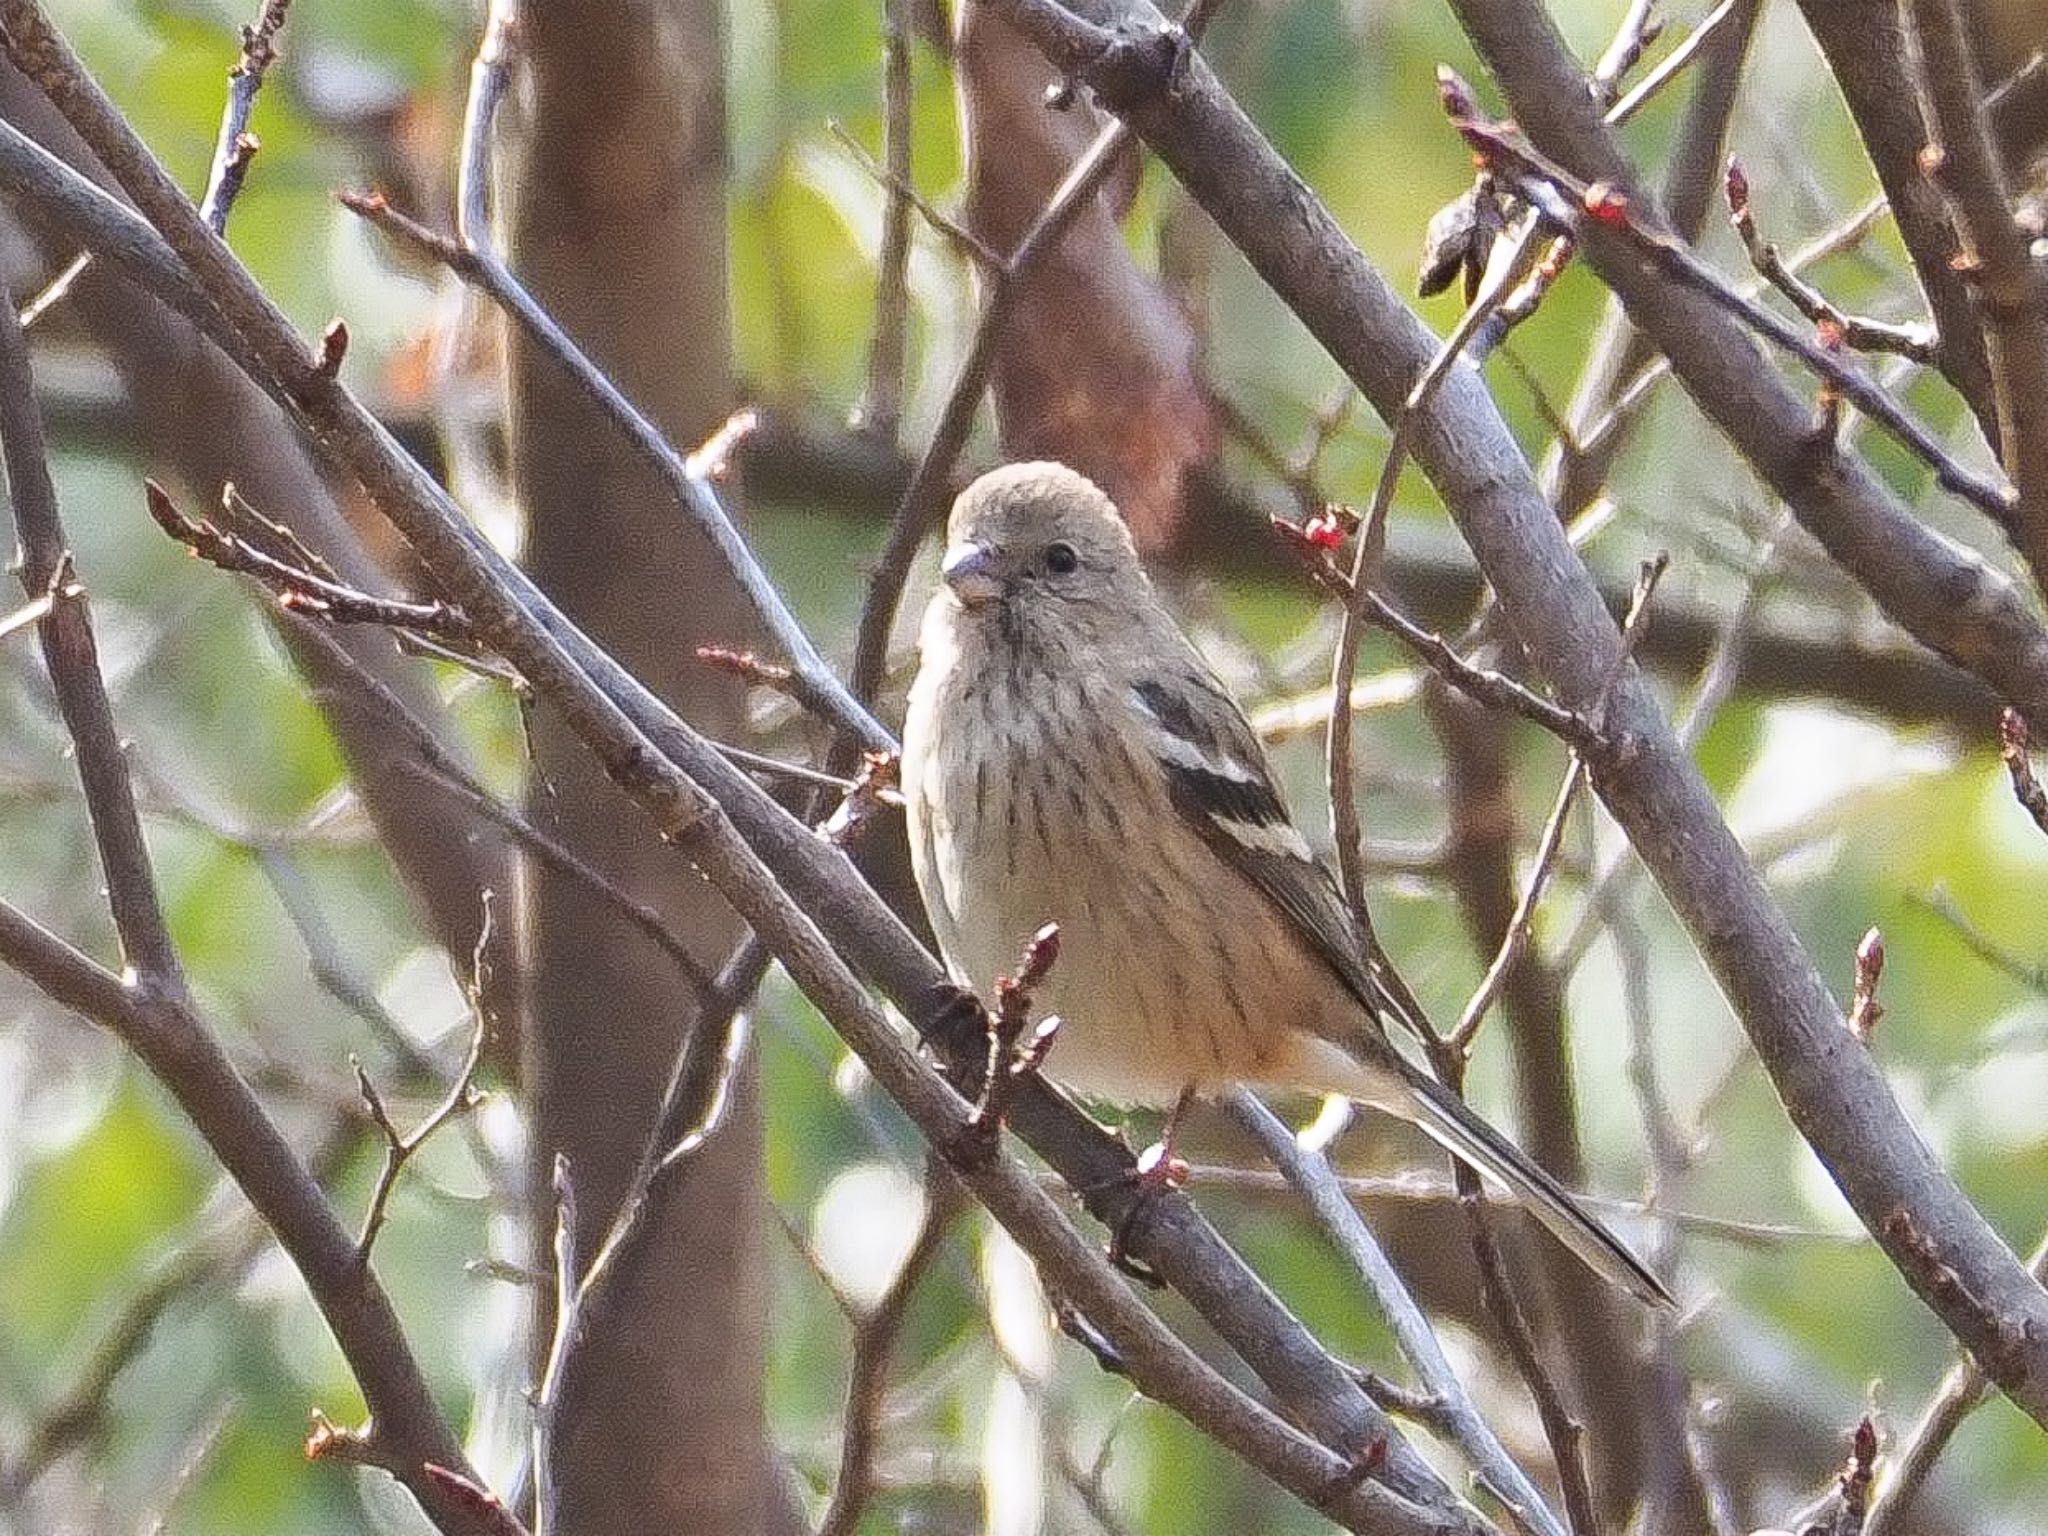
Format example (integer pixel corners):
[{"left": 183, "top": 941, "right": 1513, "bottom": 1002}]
[{"left": 1, "top": 0, "right": 2045, "bottom": 1531}]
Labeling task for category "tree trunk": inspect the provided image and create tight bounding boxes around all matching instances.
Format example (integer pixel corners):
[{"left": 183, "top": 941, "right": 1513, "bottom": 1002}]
[{"left": 500, "top": 2, "right": 780, "bottom": 1530}]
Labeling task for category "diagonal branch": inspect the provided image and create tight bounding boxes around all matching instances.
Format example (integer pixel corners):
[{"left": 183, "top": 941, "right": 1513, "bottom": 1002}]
[
  {"left": 1903, "top": 0, "right": 2048, "bottom": 593},
  {"left": 984, "top": 0, "right": 2048, "bottom": 1427},
  {"left": 0, "top": 290, "right": 512, "bottom": 1536},
  {"left": 0, "top": 9, "right": 1488, "bottom": 1524},
  {"left": 1794, "top": 0, "right": 2000, "bottom": 442}
]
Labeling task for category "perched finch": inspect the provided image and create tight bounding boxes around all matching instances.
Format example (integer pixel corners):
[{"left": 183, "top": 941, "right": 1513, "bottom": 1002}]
[{"left": 902, "top": 461, "right": 1668, "bottom": 1307}]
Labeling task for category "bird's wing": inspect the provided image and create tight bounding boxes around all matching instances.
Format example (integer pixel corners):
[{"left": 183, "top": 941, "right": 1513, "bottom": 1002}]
[{"left": 1128, "top": 671, "right": 1432, "bottom": 1044}]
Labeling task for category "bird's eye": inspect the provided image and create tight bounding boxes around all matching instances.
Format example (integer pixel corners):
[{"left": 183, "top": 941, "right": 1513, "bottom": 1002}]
[{"left": 1044, "top": 540, "right": 1079, "bottom": 575}]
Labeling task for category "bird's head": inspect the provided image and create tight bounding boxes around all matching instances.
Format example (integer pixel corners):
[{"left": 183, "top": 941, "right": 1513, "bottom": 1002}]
[{"left": 937, "top": 462, "right": 1144, "bottom": 618}]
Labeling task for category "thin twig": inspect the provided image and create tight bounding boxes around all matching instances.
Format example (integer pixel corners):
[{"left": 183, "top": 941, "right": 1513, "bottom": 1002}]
[
  {"left": 1451, "top": 553, "right": 1662, "bottom": 1058},
  {"left": 1908, "top": 886, "right": 2048, "bottom": 995},
  {"left": 843, "top": 117, "right": 1136, "bottom": 712},
  {"left": 0, "top": 281, "right": 511, "bottom": 1533},
  {"left": 1724, "top": 159, "right": 1936, "bottom": 363},
  {"left": 1448, "top": 752, "right": 1590, "bottom": 1055},
  {"left": 1274, "top": 535, "right": 1598, "bottom": 750},
  {"left": 198, "top": 0, "right": 291, "bottom": 233},
  {"left": 276, "top": 617, "right": 719, "bottom": 1000},
  {"left": 1999, "top": 708, "right": 2048, "bottom": 838},
  {"left": 341, "top": 0, "right": 889, "bottom": 753},
  {"left": 1452, "top": 114, "right": 2020, "bottom": 533},
  {"left": 1457, "top": 1149, "right": 1598, "bottom": 1536},
  {"left": 532, "top": 1157, "right": 579, "bottom": 1536},
  {"left": 1864, "top": 1233, "right": 2048, "bottom": 1534},
  {"left": 1324, "top": 190, "right": 1555, "bottom": 923},
  {"left": 1226, "top": 1092, "right": 1566, "bottom": 1536},
  {"left": 146, "top": 479, "right": 482, "bottom": 647},
  {"left": 830, "top": 120, "right": 1005, "bottom": 271},
  {"left": 354, "top": 903, "right": 494, "bottom": 1258},
  {"left": 856, "top": 0, "right": 917, "bottom": 440},
  {"left": 818, "top": 1176, "right": 967, "bottom": 1536},
  {"left": 1905, "top": 0, "right": 2048, "bottom": 591},
  {"left": 1168, "top": 1163, "right": 1855, "bottom": 1247}
]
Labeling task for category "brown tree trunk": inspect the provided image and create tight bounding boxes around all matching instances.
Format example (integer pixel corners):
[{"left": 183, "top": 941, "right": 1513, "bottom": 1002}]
[{"left": 500, "top": 2, "right": 780, "bottom": 1531}]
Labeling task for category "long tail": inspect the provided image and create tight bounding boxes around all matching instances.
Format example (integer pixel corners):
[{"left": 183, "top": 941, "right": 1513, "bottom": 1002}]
[{"left": 1395, "top": 1063, "right": 1673, "bottom": 1309}]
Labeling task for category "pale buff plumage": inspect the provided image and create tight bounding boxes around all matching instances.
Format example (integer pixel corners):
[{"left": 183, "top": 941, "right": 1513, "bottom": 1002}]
[{"left": 901, "top": 461, "right": 1669, "bottom": 1308}]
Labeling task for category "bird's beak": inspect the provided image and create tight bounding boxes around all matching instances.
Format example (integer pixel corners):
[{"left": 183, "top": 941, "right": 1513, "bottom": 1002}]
[{"left": 941, "top": 542, "right": 1005, "bottom": 607}]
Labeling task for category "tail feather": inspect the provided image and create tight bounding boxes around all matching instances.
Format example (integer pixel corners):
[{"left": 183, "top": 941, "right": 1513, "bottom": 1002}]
[{"left": 1397, "top": 1064, "right": 1673, "bottom": 1309}]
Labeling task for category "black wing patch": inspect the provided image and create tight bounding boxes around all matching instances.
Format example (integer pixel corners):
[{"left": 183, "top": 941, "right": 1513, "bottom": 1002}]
[{"left": 1132, "top": 673, "right": 1415, "bottom": 1030}]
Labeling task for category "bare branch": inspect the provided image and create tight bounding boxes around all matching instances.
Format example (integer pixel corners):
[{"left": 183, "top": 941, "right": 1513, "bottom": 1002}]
[
  {"left": 1795, "top": 0, "right": 2000, "bottom": 438},
  {"left": 1865, "top": 1233, "right": 2048, "bottom": 1534},
  {"left": 817, "top": 1176, "right": 967, "bottom": 1536},
  {"left": 844, "top": 115, "right": 1136, "bottom": 713},
  {"left": 1999, "top": 707, "right": 2048, "bottom": 837},
  {"left": 198, "top": 0, "right": 291, "bottom": 232},
  {"left": 338, "top": 0, "right": 889, "bottom": 754},
  {"left": 985, "top": 0, "right": 2048, "bottom": 1425},
  {"left": 1451, "top": 113, "right": 2018, "bottom": 532},
  {"left": 1724, "top": 159, "right": 1937, "bottom": 363},
  {"left": 0, "top": 26, "right": 1486, "bottom": 1520},
  {"left": 1227, "top": 1092, "right": 1566, "bottom": 1536},
  {"left": 145, "top": 479, "right": 482, "bottom": 648},
  {"left": 0, "top": 282, "right": 514, "bottom": 1536},
  {"left": 1903, "top": 0, "right": 2048, "bottom": 591},
  {"left": 354, "top": 911, "right": 493, "bottom": 1259}
]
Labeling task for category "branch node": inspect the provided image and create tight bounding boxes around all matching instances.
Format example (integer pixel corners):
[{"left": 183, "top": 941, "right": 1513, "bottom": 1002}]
[
  {"left": 1049, "top": 1291, "right": 1129, "bottom": 1373},
  {"left": 1078, "top": 19, "right": 1189, "bottom": 112},
  {"left": 313, "top": 318, "right": 348, "bottom": 379},
  {"left": 1849, "top": 926, "right": 1886, "bottom": 1040},
  {"left": 1999, "top": 707, "right": 2048, "bottom": 836}
]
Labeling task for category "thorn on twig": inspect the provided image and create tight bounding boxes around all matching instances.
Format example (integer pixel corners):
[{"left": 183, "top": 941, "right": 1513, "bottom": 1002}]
[
  {"left": 314, "top": 318, "right": 348, "bottom": 379},
  {"left": 1849, "top": 927, "right": 1885, "bottom": 1040},
  {"left": 303, "top": 1409, "right": 383, "bottom": 1468},
  {"left": 1999, "top": 708, "right": 2048, "bottom": 837},
  {"left": 821, "top": 750, "right": 901, "bottom": 847},
  {"left": 685, "top": 407, "right": 760, "bottom": 482},
  {"left": 1049, "top": 1292, "right": 1128, "bottom": 1374}
]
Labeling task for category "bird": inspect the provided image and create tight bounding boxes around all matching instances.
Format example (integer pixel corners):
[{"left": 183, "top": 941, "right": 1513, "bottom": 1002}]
[{"left": 900, "top": 460, "right": 1671, "bottom": 1308}]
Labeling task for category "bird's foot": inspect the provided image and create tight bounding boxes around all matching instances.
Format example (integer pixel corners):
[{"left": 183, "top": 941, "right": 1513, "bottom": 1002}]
[{"left": 1102, "top": 1098, "right": 1194, "bottom": 1285}]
